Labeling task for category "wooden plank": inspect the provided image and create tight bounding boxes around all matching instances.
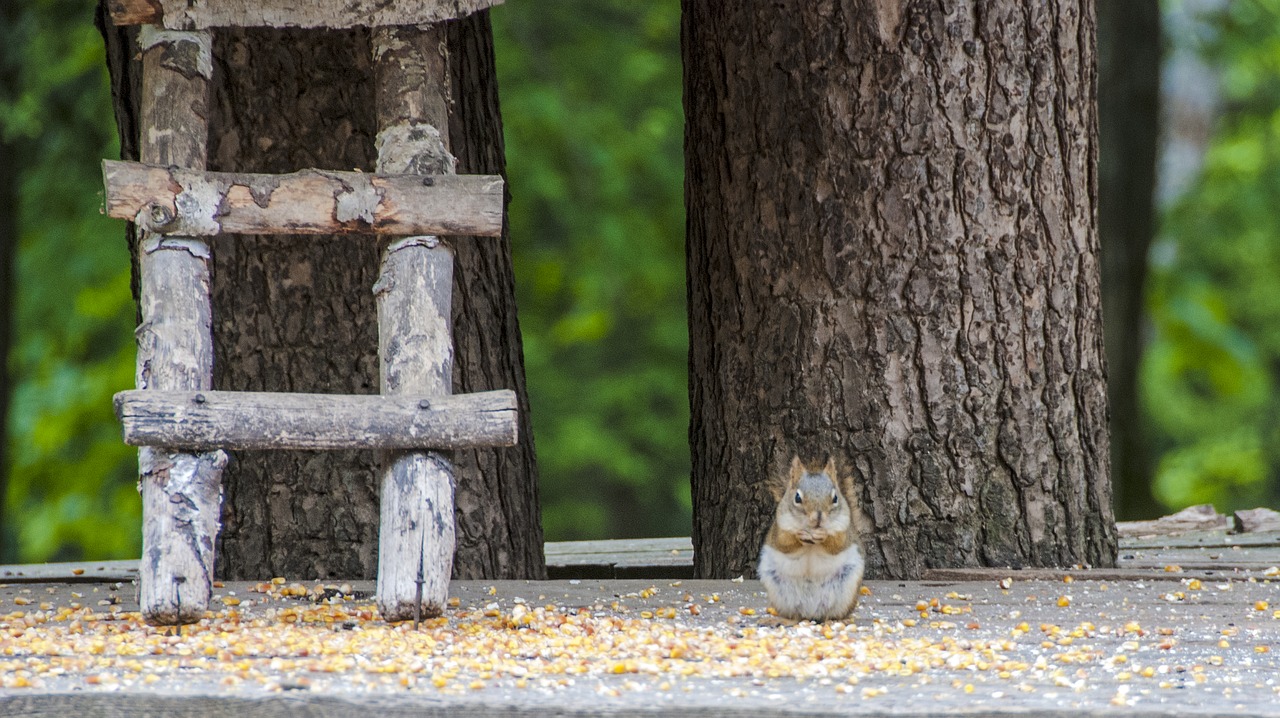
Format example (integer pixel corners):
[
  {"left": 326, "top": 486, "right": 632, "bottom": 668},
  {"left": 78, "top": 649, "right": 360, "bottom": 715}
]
[
  {"left": 372, "top": 24, "right": 459, "bottom": 624},
  {"left": 134, "top": 27, "right": 225, "bottom": 627},
  {"left": 115, "top": 389, "right": 517, "bottom": 451},
  {"left": 544, "top": 537, "right": 693, "bottom": 557},
  {"left": 6, "top": 530, "right": 1280, "bottom": 586},
  {"left": 1120, "top": 549, "right": 1280, "bottom": 569},
  {"left": 107, "top": 0, "right": 502, "bottom": 29},
  {"left": 1234, "top": 507, "right": 1280, "bottom": 533},
  {"left": 1119, "top": 528, "right": 1280, "bottom": 550},
  {"left": 103, "top": 160, "right": 504, "bottom": 238},
  {"left": 1115, "top": 503, "right": 1229, "bottom": 537},
  {"left": 921, "top": 566, "right": 1268, "bottom": 582},
  {"left": 545, "top": 538, "right": 695, "bottom": 580},
  {"left": 0, "top": 560, "right": 138, "bottom": 583}
]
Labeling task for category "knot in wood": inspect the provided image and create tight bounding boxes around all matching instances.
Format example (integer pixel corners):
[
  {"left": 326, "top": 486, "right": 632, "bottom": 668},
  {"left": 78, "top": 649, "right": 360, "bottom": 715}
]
[{"left": 145, "top": 203, "right": 176, "bottom": 231}]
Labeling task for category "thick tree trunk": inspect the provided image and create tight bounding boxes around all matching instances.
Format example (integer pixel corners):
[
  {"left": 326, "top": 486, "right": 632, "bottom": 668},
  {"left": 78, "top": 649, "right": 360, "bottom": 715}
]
[
  {"left": 1098, "top": 0, "right": 1161, "bottom": 521},
  {"left": 684, "top": 1, "right": 1117, "bottom": 579},
  {"left": 99, "top": 7, "right": 543, "bottom": 580}
]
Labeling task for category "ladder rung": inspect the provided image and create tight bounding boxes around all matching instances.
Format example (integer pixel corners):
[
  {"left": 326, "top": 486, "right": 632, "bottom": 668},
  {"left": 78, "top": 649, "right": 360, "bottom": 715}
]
[
  {"left": 103, "top": 160, "right": 504, "bottom": 238},
  {"left": 108, "top": 0, "right": 504, "bottom": 29},
  {"left": 115, "top": 389, "right": 517, "bottom": 451}
]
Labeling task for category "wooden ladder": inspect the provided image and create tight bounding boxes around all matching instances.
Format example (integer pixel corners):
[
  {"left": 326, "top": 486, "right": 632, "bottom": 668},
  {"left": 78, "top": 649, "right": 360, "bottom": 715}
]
[{"left": 103, "top": 0, "right": 511, "bottom": 625}]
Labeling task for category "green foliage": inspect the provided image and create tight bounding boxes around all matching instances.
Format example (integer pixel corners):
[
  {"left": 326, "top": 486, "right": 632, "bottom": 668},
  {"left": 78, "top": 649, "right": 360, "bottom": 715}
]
[
  {"left": 492, "top": 1, "right": 690, "bottom": 540},
  {"left": 1145, "top": 0, "right": 1280, "bottom": 512},
  {"left": 2, "top": 0, "right": 139, "bottom": 561}
]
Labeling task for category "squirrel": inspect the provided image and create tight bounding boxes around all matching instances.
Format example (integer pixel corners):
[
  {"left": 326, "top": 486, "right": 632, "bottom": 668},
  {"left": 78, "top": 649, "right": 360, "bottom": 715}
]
[{"left": 757, "top": 455, "right": 866, "bottom": 622}]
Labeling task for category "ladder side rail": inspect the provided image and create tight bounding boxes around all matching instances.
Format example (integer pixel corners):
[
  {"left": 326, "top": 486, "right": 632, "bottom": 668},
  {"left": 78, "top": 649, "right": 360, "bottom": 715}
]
[
  {"left": 372, "top": 24, "right": 461, "bottom": 622},
  {"left": 133, "top": 27, "right": 227, "bottom": 626}
]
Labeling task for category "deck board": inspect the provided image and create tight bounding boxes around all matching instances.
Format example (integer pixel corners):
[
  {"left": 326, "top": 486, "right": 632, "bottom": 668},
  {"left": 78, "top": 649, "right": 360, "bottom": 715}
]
[{"left": 5, "top": 528, "right": 1279, "bottom": 583}]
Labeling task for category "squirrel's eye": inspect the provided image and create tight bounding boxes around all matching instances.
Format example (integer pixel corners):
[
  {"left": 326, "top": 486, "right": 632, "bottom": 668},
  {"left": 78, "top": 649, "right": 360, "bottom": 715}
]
[
  {"left": 793, "top": 491, "right": 802, "bottom": 505},
  {"left": 831, "top": 491, "right": 839, "bottom": 506}
]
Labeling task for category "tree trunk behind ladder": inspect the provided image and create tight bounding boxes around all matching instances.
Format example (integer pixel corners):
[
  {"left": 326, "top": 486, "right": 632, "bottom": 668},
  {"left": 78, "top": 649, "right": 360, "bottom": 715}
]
[{"left": 95, "top": 14, "right": 544, "bottom": 581}]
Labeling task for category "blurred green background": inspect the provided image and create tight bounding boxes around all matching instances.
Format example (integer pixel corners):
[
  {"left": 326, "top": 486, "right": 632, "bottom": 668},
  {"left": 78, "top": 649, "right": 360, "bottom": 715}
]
[{"left": 1, "top": 0, "right": 1277, "bottom": 562}]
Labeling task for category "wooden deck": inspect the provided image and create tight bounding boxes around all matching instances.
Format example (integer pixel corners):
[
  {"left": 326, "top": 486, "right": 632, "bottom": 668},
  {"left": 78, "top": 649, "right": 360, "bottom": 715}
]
[
  {"left": 10, "top": 512, "right": 1274, "bottom": 585},
  {"left": 1, "top": 509, "right": 1278, "bottom": 716}
]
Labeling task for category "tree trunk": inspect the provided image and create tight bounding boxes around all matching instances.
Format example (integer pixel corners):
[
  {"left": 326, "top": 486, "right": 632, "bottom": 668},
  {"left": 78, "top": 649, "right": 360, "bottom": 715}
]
[
  {"left": 99, "top": 7, "right": 543, "bottom": 580},
  {"left": 442, "top": 14, "right": 544, "bottom": 579},
  {"left": 1098, "top": 0, "right": 1161, "bottom": 521},
  {"left": 684, "top": 1, "right": 1117, "bottom": 579}
]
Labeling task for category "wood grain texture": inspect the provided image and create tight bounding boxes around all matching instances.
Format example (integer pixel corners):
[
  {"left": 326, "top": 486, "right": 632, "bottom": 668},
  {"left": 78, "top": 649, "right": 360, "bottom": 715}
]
[
  {"left": 0, "top": 559, "right": 138, "bottom": 583},
  {"left": 373, "top": 24, "right": 459, "bottom": 622},
  {"left": 135, "top": 29, "right": 225, "bottom": 625},
  {"left": 139, "top": 447, "right": 226, "bottom": 624},
  {"left": 116, "top": 389, "right": 517, "bottom": 451},
  {"left": 684, "top": 1, "right": 1115, "bottom": 579},
  {"left": 1116, "top": 504, "right": 1229, "bottom": 537},
  {"left": 107, "top": 0, "right": 503, "bottom": 29},
  {"left": 106, "top": 0, "right": 160, "bottom": 26},
  {"left": 1233, "top": 508, "right": 1280, "bottom": 534},
  {"left": 372, "top": 238, "right": 458, "bottom": 620},
  {"left": 103, "top": 160, "right": 504, "bottom": 237}
]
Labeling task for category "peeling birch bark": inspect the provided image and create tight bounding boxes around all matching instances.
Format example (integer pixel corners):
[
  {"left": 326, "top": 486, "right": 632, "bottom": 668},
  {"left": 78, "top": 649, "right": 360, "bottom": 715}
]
[
  {"left": 134, "top": 28, "right": 225, "bottom": 625},
  {"left": 103, "top": 160, "right": 503, "bottom": 238},
  {"left": 373, "top": 24, "right": 461, "bottom": 622},
  {"left": 108, "top": 0, "right": 502, "bottom": 30}
]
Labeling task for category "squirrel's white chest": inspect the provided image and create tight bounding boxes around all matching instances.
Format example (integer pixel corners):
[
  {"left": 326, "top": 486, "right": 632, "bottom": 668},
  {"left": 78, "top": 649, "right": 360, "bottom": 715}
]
[{"left": 757, "top": 542, "right": 864, "bottom": 621}]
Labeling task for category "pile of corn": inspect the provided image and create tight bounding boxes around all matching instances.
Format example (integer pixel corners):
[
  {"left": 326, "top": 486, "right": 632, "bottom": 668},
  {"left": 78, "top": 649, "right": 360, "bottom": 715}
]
[{"left": 0, "top": 576, "right": 1276, "bottom": 706}]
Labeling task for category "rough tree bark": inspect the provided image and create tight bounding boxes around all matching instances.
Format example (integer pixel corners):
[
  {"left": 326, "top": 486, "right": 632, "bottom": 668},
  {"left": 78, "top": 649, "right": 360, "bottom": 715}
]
[
  {"left": 684, "top": 1, "right": 1117, "bottom": 579},
  {"left": 1098, "top": 0, "right": 1161, "bottom": 521},
  {"left": 99, "top": 7, "right": 544, "bottom": 580}
]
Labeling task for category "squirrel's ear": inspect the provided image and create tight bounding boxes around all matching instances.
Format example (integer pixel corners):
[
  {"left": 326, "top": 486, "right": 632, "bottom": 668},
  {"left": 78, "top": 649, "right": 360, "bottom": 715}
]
[
  {"left": 788, "top": 455, "right": 804, "bottom": 484},
  {"left": 822, "top": 455, "right": 838, "bottom": 480}
]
